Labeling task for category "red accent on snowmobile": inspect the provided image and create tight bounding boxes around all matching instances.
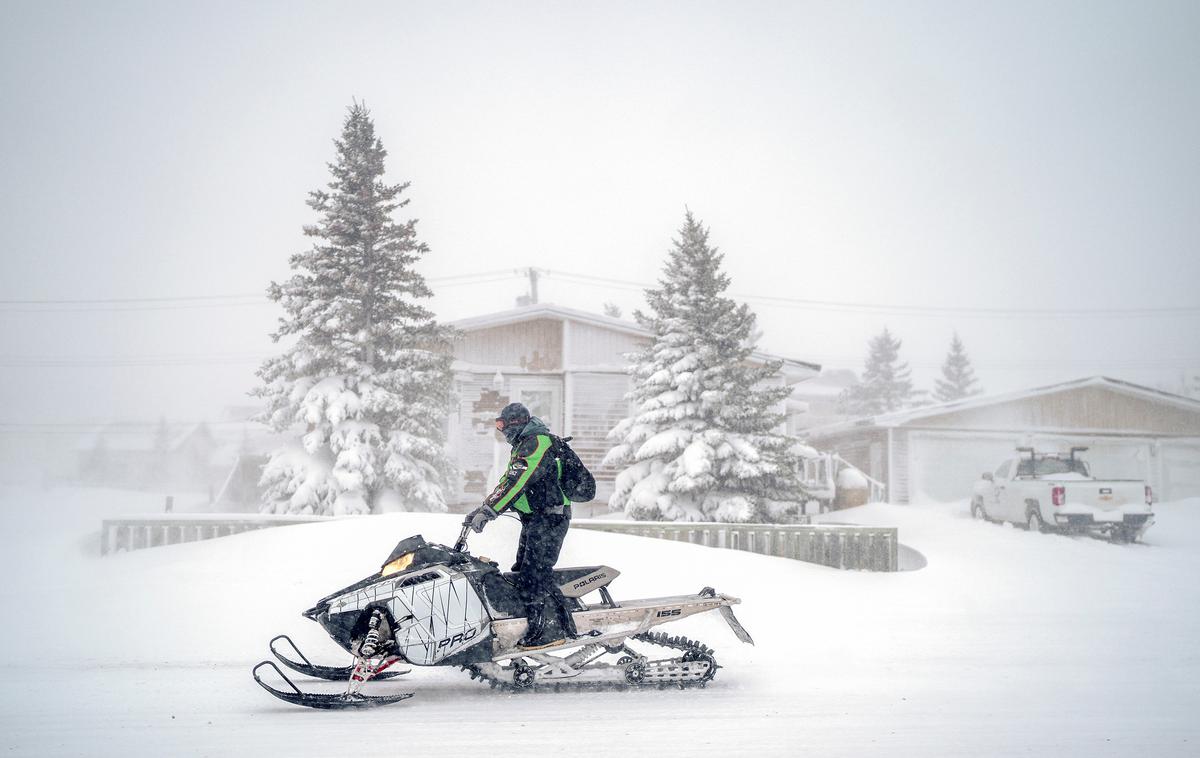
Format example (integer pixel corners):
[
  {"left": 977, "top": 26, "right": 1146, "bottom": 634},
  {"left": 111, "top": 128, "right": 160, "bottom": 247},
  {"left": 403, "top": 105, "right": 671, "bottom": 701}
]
[{"left": 269, "top": 635, "right": 408, "bottom": 682}]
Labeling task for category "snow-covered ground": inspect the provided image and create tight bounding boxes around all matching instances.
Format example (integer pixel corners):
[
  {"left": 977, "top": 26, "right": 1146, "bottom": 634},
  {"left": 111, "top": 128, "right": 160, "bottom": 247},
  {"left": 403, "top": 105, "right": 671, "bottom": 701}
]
[{"left": 1, "top": 487, "right": 1197, "bottom": 757}]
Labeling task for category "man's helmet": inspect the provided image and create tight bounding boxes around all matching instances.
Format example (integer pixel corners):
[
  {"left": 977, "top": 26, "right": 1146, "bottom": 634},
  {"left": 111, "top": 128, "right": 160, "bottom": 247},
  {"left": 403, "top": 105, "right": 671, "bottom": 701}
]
[{"left": 495, "top": 402, "right": 530, "bottom": 444}]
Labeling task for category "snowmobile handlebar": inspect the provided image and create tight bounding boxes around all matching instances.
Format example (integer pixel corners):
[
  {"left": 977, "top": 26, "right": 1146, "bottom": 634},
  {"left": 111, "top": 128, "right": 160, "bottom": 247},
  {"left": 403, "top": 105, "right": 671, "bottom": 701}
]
[{"left": 452, "top": 524, "right": 471, "bottom": 553}]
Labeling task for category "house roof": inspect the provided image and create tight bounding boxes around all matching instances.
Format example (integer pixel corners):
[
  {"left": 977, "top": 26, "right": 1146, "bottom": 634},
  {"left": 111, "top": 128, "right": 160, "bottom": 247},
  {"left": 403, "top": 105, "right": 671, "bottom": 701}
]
[
  {"left": 453, "top": 303, "right": 647, "bottom": 338},
  {"left": 451, "top": 303, "right": 822, "bottom": 375},
  {"left": 803, "top": 376, "right": 1200, "bottom": 437}
]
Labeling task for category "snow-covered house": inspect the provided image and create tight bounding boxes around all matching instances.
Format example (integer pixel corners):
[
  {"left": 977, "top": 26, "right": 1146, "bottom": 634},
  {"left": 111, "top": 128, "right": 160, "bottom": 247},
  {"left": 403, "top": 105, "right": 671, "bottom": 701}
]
[
  {"left": 802, "top": 376, "right": 1200, "bottom": 504},
  {"left": 447, "top": 304, "right": 820, "bottom": 508},
  {"left": 788, "top": 368, "right": 859, "bottom": 432},
  {"left": 76, "top": 415, "right": 282, "bottom": 504},
  {"left": 77, "top": 422, "right": 216, "bottom": 490}
]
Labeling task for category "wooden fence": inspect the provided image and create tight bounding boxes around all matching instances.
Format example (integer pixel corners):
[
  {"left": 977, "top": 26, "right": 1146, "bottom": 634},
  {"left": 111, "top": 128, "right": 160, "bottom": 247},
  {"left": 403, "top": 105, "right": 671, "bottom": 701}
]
[
  {"left": 100, "top": 514, "right": 898, "bottom": 572},
  {"left": 574, "top": 521, "right": 898, "bottom": 571},
  {"left": 99, "top": 514, "right": 328, "bottom": 556}
]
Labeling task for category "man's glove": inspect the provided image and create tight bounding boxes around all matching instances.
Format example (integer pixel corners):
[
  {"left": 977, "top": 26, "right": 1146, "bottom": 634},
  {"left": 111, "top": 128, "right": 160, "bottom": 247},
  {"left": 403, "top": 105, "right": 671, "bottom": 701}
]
[{"left": 465, "top": 505, "right": 498, "bottom": 533}]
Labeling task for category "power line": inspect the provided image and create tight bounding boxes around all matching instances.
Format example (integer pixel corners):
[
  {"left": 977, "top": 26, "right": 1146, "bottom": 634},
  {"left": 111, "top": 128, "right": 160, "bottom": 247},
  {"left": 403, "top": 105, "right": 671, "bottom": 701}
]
[
  {"left": 0, "top": 301, "right": 275, "bottom": 314},
  {"left": 542, "top": 269, "right": 1200, "bottom": 319},
  {"left": 0, "top": 420, "right": 258, "bottom": 428},
  {"left": 1, "top": 349, "right": 1196, "bottom": 371},
  {"left": 0, "top": 270, "right": 523, "bottom": 312},
  {"left": 0, "top": 293, "right": 264, "bottom": 305},
  {"left": 5, "top": 266, "right": 1197, "bottom": 319}
]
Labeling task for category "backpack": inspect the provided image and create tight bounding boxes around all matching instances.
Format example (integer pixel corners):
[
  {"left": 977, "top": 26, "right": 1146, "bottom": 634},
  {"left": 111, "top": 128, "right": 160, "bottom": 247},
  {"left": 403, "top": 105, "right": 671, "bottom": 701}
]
[{"left": 552, "top": 435, "right": 596, "bottom": 503}]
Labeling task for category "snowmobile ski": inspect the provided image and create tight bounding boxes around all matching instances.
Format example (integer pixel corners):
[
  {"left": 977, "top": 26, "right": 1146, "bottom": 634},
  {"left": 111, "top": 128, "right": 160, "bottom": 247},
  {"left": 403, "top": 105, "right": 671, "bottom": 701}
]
[
  {"left": 252, "top": 661, "right": 413, "bottom": 710},
  {"left": 269, "top": 634, "right": 408, "bottom": 681}
]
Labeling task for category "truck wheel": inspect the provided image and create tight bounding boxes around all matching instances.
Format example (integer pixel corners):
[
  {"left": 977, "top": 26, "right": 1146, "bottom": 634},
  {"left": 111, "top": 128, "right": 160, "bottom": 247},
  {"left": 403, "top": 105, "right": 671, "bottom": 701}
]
[
  {"left": 971, "top": 499, "right": 986, "bottom": 521},
  {"left": 1026, "top": 509, "right": 1046, "bottom": 533}
]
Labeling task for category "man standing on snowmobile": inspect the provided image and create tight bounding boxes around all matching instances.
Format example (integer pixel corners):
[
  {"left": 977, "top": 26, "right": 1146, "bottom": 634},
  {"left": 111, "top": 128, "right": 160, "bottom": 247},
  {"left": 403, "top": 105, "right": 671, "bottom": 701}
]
[{"left": 464, "top": 402, "right": 578, "bottom": 650}]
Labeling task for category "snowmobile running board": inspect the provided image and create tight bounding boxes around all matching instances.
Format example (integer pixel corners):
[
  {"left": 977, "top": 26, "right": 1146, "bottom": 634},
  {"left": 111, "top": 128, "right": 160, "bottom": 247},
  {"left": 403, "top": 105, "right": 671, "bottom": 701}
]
[
  {"left": 269, "top": 635, "right": 409, "bottom": 681},
  {"left": 490, "top": 588, "right": 753, "bottom": 660},
  {"left": 252, "top": 661, "right": 414, "bottom": 710}
]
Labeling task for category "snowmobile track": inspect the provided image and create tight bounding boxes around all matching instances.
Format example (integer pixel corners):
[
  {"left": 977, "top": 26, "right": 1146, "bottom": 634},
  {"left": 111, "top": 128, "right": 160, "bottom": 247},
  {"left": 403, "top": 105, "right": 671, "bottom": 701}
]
[{"left": 464, "top": 631, "right": 719, "bottom": 691}]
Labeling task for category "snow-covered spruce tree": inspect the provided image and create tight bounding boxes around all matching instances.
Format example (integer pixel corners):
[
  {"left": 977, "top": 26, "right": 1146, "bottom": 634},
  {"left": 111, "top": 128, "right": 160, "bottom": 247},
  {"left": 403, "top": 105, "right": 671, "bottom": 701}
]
[
  {"left": 838, "top": 328, "right": 915, "bottom": 416},
  {"left": 603, "top": 212, "right": 802, "bottom": 523},
  {"left": 932, "top": 332, "right": 982, "bottom": 402},
  {"left": 254, "top": 104, "right": 457, "bottom": 516}
]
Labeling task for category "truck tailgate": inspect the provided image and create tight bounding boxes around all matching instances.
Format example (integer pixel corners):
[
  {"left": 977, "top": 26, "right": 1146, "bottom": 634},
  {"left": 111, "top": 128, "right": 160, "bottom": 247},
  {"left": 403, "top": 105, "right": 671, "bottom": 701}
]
[{"left": 1061, "top": 481, "right": 1145, "bottom": 514}]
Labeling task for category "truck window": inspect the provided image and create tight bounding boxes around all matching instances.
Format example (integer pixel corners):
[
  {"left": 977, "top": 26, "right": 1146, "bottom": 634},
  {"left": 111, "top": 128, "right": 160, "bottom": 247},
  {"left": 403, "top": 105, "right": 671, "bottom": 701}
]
[
  {"left": 995, "top": 461, "right": 1011, "bottom": 479},
  {"left": 1015, "top": 457, "right": 1083, "bottom": 477}
]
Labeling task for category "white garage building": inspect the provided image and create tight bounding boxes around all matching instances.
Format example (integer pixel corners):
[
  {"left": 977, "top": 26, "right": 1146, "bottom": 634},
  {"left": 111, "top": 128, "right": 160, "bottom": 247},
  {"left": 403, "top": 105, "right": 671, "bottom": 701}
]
[{"left": 802, "top": 376, "right": 1200, "bottom": 504}]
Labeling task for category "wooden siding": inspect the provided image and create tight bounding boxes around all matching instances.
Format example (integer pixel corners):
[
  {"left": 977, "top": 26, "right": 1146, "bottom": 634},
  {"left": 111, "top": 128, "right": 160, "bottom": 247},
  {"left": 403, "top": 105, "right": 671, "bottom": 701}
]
[
  {"left": 565, "top": 321, "right": 647, "bottom": 368},
  {"left": 912, "top": 386, "right": 1200, "bottom": 436},
  {"left": 569, "top": 372, "right": 633, "bottom": 500},
  {"left": 450, "top": 376, "right": 513, "bottom": 501},
  {"left": 806, "top": 429, "right": 889, "bottom": 485},
  {"left": 455, "top": 320, "right": 562, "bottom": 371}
]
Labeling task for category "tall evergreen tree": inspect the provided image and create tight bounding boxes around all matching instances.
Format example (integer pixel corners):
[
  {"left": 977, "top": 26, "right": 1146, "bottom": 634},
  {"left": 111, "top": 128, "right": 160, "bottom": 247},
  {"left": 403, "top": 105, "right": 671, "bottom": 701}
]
[
  {"left": 255, "top": 103, "right": 457, "bottom": 516},
  {"left": 604, "top": 212, "right": 802, "bottom": 523},
  {"left": 933, "top": 332, "right": 983, "bottom": 402},
  {"left": 838, "top": 328, "right": 915, "bottom": 416}
]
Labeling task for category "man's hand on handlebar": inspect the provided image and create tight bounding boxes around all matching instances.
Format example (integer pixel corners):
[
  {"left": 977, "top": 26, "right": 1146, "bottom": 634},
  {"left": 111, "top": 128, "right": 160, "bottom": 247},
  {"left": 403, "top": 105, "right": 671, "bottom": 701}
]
[{"left": 463, "top": 505, "right": 497, "bottom": 534}]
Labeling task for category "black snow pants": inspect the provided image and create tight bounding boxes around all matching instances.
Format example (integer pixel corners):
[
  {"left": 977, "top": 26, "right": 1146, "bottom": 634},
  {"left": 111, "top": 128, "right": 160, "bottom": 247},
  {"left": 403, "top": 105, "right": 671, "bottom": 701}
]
[{"left": 513, "top": 510, "right": 570, "bottom": 610}]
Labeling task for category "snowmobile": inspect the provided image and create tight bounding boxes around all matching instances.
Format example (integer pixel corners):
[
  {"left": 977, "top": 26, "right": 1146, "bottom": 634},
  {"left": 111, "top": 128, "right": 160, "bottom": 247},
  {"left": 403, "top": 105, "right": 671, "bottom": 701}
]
[{"left": 252, "top": 524, "right": 754, "bottom": 709}]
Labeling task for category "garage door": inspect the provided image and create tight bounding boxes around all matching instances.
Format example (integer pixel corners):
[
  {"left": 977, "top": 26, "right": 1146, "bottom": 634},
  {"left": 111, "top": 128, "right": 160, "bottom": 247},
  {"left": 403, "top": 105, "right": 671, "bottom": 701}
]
[
  {"left": 1161, "top": 441, "right": 1200, "bottom": 502},
  {"left": 907, "top": 433, "right": 1021, "bottom": 504},
  {"left": 1030, "top": 435, "right": 1152, "bottom": 483}
]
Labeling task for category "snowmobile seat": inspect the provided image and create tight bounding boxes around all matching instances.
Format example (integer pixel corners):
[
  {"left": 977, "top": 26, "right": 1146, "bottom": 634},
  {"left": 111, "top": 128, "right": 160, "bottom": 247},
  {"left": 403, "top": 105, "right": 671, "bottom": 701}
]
[{"left": 499, "top": 565, "right": 620, "bottom": 598}]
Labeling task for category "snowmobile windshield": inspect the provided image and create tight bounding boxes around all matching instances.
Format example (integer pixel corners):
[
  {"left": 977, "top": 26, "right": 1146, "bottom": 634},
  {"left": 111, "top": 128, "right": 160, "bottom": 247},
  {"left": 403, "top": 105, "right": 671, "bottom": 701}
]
[
  {"left": 382, "top": 553, "right": 413, "bottom": 576},
  {"left": 380, "top": 535, "right": 429, "bottom": 572}
]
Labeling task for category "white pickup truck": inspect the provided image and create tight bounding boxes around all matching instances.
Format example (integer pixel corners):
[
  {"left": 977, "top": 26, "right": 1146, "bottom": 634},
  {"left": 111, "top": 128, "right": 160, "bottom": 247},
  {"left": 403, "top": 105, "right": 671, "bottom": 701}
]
[{"left": 970, "top": 447, "right": 1154, "bottom": 542}]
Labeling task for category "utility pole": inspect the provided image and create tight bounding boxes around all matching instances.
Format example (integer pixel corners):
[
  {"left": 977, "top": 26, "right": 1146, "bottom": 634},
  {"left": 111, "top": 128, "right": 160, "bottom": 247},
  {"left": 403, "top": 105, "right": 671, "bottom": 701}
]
[{"left": 527, "top": 267, "right": 539, "bottom": 305}]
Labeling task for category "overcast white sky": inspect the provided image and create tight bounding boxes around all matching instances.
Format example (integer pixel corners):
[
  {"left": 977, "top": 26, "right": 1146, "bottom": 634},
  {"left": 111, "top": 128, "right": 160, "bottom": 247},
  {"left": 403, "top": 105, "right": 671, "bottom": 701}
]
[{"left": 2, "top": 0, "right": 1199, "bottom": 432}]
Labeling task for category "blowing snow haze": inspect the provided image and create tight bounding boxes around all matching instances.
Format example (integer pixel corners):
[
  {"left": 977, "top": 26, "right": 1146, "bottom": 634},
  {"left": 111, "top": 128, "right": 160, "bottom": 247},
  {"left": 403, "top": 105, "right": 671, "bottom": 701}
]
[{"left": 1, "top": 1, "right": 1199, "bottom": 483}]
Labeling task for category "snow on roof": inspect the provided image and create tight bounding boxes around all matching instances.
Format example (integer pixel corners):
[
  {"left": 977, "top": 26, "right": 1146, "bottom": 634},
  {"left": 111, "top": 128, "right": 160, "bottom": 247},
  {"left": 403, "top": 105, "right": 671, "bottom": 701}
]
[
  {"left": 791, "top": 368, "right": 859, "bottom": 397},
  {"left": 803, "top": 376, "right": 1200, "bottom": 437},
  {"left": 452, "top": 302, "right": 647, "bottom": 338},
  {"left": 451, "top": 303, "right": 822, "bottom": 374}
]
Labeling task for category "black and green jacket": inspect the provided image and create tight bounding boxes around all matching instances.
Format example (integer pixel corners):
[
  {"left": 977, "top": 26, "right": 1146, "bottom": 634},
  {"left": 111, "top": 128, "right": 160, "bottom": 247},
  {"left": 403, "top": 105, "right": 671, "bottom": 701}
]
[{"left": 483, "top": 417, "right": 570, "bottom": 518}]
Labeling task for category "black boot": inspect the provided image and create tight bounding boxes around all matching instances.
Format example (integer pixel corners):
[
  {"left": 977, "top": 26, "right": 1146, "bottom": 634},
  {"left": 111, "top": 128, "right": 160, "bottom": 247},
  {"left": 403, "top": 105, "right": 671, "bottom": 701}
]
[
  {"left": 553, "top": 594, "right": 578, "bottom": 639},
  {"left": 517, "top": 603, "right": 563, "bottom": 649}
]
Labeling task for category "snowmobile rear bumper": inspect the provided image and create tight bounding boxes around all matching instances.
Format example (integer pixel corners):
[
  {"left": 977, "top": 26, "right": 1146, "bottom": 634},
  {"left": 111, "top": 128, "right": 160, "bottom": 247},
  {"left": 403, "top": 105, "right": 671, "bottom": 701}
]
[{"left": 718, "top": 603, "right": 754, "bottom": 645}]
